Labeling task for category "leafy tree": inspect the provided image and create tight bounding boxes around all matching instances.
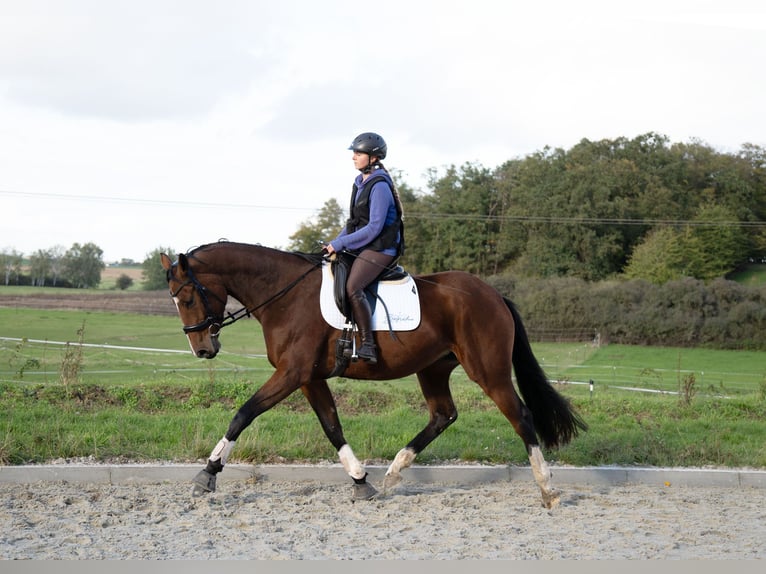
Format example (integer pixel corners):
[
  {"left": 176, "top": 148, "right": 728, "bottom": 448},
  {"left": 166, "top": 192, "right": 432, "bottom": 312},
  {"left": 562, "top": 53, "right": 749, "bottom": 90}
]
[
  {"left": 47, "top": 245, "right": 66, "bottom": 286},
  {"left": 683, "top": 203, "right": 749, "bottom": 280},
  {"left": 28, "top": 249, "right": 52, "bottom": 286},
  {"left": 142, "top": 247, "right": 176, "bottom": 290},
  {"left": 403, "top": 163, "right": 497, "bottom": 275},
  {"left": 625, "top": 205, "right": 748, "bottom": 283},
  {"left": 287, "top": 198, "right": 345, "bottom": 253},
  {"left": 291, "top": 133, "right": 766, "bottom": 282},
  {"left": 623, "top": 226, "right": 686, "bottom": 284},
  {"left": 0, "top": 248, "right": 23, "bottom": 285},
  {"left": 395, "top": 176, "right": 431, "bottom": 273},
  {"left": 509, "top": 137, "right": 664, "bottom": 279},
  {"left": 62, "top": 242, "right": 105, "bottom": 288}
]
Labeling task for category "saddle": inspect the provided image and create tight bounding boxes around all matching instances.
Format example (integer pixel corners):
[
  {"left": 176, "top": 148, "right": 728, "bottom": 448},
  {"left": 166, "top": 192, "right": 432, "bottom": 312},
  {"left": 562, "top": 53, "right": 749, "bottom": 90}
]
[
  {"left": 325, "top": 252, "right": 410, "bottom": 377},
  {"left": 331, "top": 251, "right": 407, "bottom": 319}
]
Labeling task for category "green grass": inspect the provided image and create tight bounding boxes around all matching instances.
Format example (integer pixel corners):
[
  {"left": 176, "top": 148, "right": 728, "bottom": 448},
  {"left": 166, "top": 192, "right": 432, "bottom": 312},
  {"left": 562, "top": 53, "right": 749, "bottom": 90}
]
[
  {"left": 2, "top": 378, "right": 764, "bottom": 468},
  {"left": 1, "top": 306, "right": 765, "bottom": 469},
  {"left": 544, "top": 344, "right": 766, "bottom": 395},
  {"left": 726, "top": 262, "right": 766, "bottom": 286}
]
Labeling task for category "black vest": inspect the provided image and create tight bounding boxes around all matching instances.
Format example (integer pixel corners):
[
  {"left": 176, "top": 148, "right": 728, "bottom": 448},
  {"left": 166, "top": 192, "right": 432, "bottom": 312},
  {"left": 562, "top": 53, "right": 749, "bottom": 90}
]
[{"left": 345, "top": 174, "right": 404, "bottom": 255}]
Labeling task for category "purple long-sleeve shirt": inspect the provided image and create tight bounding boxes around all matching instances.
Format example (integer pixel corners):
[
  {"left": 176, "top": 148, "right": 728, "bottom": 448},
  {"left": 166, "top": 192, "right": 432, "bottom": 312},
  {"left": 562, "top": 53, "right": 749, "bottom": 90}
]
[{"left": 330, "top": 169, "right": 399, "bottom": 255}]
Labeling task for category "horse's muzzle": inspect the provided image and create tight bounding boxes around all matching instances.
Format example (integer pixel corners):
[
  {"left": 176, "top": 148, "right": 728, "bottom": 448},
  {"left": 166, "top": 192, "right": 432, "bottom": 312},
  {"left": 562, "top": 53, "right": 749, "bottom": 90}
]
[
  {"left": 186, "top": 325, "right": 221, "bottom": 359},
  {"left": 196, "top": 347, "right": 218, "bottom": 359}
]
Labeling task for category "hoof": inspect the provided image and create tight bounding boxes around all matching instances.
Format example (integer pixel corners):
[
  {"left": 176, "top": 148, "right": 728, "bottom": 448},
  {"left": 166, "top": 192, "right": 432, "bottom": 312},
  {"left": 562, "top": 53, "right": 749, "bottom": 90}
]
[
  {"left": 351, "top": 481, "right": 378, "bottom": 501},
  {"left": 191, "top": 469, "right": 217, "bottom": 497},
  {"left": 382, "top": 472, "right": 402, "bottom": 493},
  {"left": 541, "top": 489, "right": 561, "bottom": 509}
]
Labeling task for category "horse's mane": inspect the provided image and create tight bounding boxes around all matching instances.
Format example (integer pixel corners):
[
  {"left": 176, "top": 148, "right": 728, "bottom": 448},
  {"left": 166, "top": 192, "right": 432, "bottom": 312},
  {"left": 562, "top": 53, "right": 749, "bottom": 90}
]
[{"left": 184, "top": 239, "right": 324, "bottom": 265}]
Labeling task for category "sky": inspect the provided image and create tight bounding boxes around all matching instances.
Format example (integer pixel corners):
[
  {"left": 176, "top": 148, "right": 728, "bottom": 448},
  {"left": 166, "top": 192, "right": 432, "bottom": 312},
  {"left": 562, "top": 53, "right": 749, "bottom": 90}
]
[{"left": 1, "top": 0, "right": 765, "bottom": 263}]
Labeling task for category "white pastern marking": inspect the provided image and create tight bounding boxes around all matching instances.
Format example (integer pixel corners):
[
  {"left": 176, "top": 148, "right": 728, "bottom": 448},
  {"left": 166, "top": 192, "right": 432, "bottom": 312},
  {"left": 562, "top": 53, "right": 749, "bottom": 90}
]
[
  {"left": 338, "top": 444, "right": 366, "bottom": 480},
  {"left": 210, "top": 437, "right": 235, "bottom": 466},
  {"left": 529, "top": 445, "right": 552, "bottom": 488},
  {"left": 386, "top": 447, "right": 416, "bottom": 476}
]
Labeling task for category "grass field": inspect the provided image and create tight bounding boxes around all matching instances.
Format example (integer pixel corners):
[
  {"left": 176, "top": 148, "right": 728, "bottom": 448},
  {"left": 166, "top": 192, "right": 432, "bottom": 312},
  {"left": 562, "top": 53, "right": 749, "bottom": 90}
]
[
  {"left": 726, "top": 262, "right": 766, "bottom": 286},
  {"left": 2, "top": 307, "right": 763, "bottom": 395},
  {"left": 99, "top": 265, "right": 144, "bottom": 290},
  {"left": 1, "top": 305, "right": 765, "bottom": 468}
]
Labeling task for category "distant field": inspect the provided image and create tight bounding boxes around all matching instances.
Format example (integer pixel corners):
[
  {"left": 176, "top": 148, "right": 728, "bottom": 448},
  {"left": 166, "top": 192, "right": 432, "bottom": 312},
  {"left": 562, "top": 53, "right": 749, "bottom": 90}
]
[
  {"left": 16, "top": 264, "right": 145, "bottom": 290},
  {"left": 726, "top": 262, "right": 766, "bottom": 286},
  {"left": 1, "top": 305, "right": 764, "bottom": 396},
  {"left": 99, "top": 265, "right": 144, "bottom": 290},
  {"left": 2, "top": 298, "right": 765, "bottom": 468}
]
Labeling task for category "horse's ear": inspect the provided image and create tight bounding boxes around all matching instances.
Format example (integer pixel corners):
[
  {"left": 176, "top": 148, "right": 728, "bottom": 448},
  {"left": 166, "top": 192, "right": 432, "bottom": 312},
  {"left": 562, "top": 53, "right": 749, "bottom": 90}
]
[
  {"left": 160, "top": 253, "right": 173, "bottom": 271},
  {"left": 177, "top": 253, "right": 189, "bottom": 274}
]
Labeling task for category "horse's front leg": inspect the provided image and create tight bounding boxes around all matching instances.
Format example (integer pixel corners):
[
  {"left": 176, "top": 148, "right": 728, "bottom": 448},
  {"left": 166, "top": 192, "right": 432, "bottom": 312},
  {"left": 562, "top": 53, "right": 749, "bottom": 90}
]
[
  {"left": 192, "top": 371, "right": 301, "bottom": 497},
  {"left": 301, "top": 380, "right": 377, "bottom": 501}
]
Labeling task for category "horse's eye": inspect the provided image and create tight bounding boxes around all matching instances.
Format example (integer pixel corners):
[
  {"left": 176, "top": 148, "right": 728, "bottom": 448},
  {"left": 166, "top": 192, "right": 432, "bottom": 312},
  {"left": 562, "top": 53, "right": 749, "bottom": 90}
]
[{"left": 172, "top": 294, "right": 195, "bottom": 310}]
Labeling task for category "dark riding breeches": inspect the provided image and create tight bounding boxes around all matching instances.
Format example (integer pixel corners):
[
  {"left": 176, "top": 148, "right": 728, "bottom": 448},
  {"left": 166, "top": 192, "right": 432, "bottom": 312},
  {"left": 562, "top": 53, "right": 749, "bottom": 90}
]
[{"left": 346, "top": 249, "right": 397, "bottom": 297}]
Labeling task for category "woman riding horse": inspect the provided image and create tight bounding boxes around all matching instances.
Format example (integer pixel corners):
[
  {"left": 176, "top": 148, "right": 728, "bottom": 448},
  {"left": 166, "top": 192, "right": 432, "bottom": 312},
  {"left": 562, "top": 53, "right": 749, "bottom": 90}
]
[{"left": 323, "top": 132, "right": 404, "bottom": 365}]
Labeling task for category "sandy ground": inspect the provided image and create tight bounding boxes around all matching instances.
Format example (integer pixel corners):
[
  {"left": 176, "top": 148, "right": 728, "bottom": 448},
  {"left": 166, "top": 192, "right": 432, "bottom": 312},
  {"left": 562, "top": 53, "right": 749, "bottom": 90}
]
[{"left": 1, "top": 475, "right": 764, "bottom": 560}]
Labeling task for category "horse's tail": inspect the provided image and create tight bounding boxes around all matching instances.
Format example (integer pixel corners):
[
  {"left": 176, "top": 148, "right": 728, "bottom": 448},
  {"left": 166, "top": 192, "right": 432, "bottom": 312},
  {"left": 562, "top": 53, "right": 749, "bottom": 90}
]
[{"left": 504, "top": 297, "right": 588, "bottom": 448}]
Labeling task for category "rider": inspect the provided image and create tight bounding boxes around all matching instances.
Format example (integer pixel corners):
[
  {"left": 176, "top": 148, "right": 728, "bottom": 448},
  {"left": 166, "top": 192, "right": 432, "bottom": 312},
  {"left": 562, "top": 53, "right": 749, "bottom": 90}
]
[{"left": 323, "top": 132, "right": 404, "bottom": 365}]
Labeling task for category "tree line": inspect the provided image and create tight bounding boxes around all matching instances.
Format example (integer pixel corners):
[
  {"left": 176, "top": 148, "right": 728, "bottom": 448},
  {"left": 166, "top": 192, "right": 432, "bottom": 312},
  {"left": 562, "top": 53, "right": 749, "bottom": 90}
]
[
  {"left": 1, "top": 243, "right": 106, "bottom": 288},
  {"left": 290, "top": 132, "right": 766, "bottom": 282},
  {"left": 0, "top": 244, "right": 175, "bottom": 290},
  {"left": 7, "top": 133, "right": 764, "bottom": 289},
  {"left": 286, "top": 133, "right": 766, "bottom": 349}
]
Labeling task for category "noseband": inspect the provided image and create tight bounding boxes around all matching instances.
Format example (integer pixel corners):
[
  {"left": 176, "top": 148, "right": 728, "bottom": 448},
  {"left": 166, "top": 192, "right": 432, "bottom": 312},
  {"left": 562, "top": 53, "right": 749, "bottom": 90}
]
[{"left": 169, "top": 264, "right": 229, "bottom": 336}]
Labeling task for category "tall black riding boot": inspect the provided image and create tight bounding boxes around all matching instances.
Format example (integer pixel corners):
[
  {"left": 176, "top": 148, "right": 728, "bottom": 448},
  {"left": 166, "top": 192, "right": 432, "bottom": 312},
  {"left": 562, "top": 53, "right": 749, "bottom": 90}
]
[{"left": 349, "top": 291, "right": 377, "bottom": 364}]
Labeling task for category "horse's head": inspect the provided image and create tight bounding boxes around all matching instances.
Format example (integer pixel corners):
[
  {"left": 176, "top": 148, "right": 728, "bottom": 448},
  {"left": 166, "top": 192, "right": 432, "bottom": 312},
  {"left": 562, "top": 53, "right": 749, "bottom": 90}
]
[{"left": 161, "top": 252, "right": 227, "bottom": 359}]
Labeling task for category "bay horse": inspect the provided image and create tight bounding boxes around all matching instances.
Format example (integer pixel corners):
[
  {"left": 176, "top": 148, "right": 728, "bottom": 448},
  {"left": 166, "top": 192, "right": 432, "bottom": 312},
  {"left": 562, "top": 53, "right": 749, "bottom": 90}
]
[{"left": 160, "top": 241, "right": 586, "bottom": 508}]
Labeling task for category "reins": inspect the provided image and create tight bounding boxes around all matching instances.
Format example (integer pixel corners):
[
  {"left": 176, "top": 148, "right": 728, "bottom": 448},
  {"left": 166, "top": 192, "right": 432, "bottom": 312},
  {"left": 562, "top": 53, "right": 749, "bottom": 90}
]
[
  {"left": 173, "top": 246, "right": 471, "bottom": 339},
  {"left": 172, "top": 255, "right": 323, "bottom": 335}
]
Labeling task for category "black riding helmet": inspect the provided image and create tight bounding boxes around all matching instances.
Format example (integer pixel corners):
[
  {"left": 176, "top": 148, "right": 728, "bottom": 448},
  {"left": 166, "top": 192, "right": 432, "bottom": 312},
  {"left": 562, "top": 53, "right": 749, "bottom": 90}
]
[{"left": 348, "top": 132, "right": 387, "bottom": 160}]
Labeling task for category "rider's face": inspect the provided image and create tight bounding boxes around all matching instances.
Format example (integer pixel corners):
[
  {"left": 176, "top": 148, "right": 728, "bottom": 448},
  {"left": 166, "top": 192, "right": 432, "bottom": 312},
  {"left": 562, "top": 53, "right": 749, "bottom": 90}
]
[{"left": 352, "top": 151, "right": 371, "bottom": 171}]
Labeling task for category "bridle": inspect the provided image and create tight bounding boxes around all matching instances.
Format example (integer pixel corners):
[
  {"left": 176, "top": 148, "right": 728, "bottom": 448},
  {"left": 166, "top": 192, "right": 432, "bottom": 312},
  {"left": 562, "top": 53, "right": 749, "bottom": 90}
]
[
  {"left": 169, "top": 264, "right": 229, "bottom": 336},
  {"left": 168, "top": 256, "right": 322, "bottom": 336}
]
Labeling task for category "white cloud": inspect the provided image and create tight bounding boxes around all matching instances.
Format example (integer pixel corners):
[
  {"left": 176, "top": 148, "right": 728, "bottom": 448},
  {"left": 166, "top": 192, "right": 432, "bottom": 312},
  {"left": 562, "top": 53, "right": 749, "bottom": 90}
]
[{"left": 1, "top": 0, "right": 765, "bottom": 262}]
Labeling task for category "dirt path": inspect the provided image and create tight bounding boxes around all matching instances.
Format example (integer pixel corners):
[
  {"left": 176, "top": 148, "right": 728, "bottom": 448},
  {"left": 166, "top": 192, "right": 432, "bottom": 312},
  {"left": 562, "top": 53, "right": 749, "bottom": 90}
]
[{"left": 2, "top": 477, "right": 764, "bottom": 559}]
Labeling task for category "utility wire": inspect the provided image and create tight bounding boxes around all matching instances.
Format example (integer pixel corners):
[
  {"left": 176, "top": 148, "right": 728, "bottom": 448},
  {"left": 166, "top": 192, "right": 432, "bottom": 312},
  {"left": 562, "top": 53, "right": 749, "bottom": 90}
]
[
  {"left": 3, "top": 188, "right": 765, "bottom": 228},
  {"left": 0, "top": 189, "right": 313, "bottom": 212}
]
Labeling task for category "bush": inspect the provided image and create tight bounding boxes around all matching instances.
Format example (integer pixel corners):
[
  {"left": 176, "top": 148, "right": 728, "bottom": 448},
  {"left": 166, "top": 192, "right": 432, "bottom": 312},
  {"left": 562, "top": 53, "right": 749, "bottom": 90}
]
[
  {"left": 487, "top": 273, "right": 766, "bottom": 349},
  {"left": 115, "top": 274, "right": 134, "bottom": 290}
]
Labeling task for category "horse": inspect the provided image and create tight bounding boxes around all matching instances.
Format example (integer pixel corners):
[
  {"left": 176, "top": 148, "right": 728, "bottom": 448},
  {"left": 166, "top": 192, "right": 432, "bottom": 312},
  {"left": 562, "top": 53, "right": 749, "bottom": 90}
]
[{"left": 160, "top": 240, "right": 587, "bottom": 508}]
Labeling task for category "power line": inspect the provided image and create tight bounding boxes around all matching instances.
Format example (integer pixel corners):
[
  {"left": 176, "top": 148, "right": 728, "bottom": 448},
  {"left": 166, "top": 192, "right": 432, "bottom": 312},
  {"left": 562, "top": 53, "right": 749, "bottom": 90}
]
[
  {"left": 0, "top": 189, "right": 315, "bottom": 212},
  {"left": 406, "top": 212, "right": 766, "bottom": 228},
  {"left": 3, "top": 188, "right": 765, "bottom": 228}
]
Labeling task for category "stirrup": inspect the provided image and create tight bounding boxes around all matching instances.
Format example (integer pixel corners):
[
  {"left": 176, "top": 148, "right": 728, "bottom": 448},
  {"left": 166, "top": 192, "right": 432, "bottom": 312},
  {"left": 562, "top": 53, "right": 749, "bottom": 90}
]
[{"left": 336, "top": 326, "right": 353, "bottom": 359}]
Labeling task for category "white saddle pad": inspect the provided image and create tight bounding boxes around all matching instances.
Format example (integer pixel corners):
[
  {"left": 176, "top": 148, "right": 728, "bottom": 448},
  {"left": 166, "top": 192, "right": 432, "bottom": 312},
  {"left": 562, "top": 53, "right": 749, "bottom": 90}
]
[{"left": 319, "top": 262, "right": 421, "bottom": 331}]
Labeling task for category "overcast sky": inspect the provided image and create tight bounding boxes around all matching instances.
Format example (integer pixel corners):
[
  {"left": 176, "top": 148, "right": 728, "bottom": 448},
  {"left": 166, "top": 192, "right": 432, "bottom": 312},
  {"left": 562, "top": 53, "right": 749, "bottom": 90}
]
[{"left": 2, "top": 0, "right": 765, "bottom": 263}]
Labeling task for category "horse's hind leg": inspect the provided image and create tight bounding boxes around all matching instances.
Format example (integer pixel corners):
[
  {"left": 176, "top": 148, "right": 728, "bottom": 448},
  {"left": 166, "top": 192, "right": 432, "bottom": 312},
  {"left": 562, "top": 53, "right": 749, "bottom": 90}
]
[
  {"left": 383, "top": 357, "right": 459, "bottom": 491},
  {"left": 301, "top": 379, "right": 377, "bottom": 501},
  {"left": 476, "top": 376, "right": 560, "bottom": 509}
]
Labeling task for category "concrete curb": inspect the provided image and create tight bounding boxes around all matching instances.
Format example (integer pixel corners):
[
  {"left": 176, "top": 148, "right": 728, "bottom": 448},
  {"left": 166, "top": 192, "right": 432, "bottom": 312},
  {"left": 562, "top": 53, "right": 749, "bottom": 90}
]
[{"left": 1, "top": 464, "right": 765, "bottom": 488}]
